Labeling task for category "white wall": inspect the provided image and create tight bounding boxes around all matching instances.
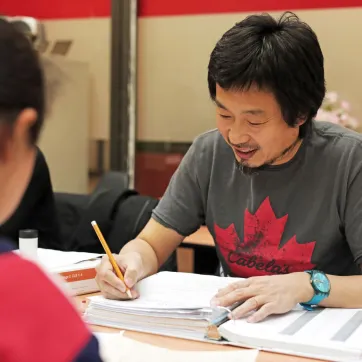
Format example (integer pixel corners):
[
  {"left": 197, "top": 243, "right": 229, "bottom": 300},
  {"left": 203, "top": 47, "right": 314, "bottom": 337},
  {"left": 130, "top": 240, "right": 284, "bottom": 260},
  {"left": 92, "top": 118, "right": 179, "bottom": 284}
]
[
  {"left": 41, "top": 9, "right": 362, "bottom": 144},
  {"left": 137, "top": 8, "right": 362, "bottom": 141},
  {"left": 39, "top": 56, "right": 90, "bottom": 193},
  {"left": 43, "top": 18, "right": 111, "bottom": 141}
]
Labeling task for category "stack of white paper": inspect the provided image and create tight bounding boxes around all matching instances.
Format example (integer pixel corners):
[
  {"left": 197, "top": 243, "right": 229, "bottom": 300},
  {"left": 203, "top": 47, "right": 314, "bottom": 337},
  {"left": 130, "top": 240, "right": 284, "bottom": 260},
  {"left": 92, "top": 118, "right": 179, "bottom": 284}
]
[
  {"left": 85, "top": 271, "right": 362, "bottom": 361},
  {"left": 85, "top": 272, "right": 238, "bottom": 339}
]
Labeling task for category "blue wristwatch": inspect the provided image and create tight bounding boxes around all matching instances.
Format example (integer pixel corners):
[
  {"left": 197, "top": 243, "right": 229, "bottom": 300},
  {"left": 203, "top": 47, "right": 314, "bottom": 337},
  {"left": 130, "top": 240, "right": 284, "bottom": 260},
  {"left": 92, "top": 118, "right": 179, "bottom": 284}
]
[{"left": 299, "top": 270, "right": 331, "bottom": 311}]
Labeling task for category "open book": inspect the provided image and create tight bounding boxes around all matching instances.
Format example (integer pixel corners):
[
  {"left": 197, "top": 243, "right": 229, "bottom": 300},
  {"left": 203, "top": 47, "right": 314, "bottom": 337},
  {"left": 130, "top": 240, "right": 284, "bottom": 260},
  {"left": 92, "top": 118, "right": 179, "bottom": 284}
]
[{"left": 84, "top": 272, "right": 362, "bottom": 361}]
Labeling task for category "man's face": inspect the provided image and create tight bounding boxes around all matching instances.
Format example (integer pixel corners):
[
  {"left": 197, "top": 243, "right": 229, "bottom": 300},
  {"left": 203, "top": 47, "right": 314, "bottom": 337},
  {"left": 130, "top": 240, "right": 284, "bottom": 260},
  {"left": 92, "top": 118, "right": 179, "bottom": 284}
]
[{"left": 215, "top": 84, "right": 302, "bottom": 168}]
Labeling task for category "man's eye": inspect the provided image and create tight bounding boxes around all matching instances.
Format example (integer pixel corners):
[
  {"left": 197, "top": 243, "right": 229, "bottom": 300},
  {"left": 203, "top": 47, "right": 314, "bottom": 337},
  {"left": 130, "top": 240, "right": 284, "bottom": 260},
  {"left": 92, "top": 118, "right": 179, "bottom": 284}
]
[
  {"left": 219, "top": 114, "right": 231, "bottom": 119},
  {"left": 248, "top": 121, "right": 266, "bottom": 126}
]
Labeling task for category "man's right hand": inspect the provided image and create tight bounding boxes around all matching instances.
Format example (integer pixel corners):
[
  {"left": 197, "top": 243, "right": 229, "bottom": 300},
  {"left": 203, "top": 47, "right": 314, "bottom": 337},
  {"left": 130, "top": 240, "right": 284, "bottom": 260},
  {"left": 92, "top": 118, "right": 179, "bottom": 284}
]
[{"left": 95, "top": 252, "right": 143, "bottom": 300}]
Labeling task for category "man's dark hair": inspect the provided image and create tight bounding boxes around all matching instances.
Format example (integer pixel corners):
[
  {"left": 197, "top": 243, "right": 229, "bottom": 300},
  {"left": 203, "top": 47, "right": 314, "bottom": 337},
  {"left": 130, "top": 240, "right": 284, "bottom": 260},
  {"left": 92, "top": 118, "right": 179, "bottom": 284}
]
[
  {"left": 208, "top": 11, "right": 326, "bottom": 137},
  {"left": 0, "top": 18, "right": 44, "bottom": 144}
]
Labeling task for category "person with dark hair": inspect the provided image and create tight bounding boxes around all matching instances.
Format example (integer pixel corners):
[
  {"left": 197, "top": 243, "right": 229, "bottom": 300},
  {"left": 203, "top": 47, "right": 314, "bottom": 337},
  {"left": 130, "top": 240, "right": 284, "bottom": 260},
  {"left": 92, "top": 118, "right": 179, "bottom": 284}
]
[
  {"left": 0, "top": 19, "right": 102, "bottom": 361},
  {"left": 96, "top": 12, "right": 362, "bottom": 323},
  {"left": 0, "top": 17, "right": 60, "bottom": 250}
]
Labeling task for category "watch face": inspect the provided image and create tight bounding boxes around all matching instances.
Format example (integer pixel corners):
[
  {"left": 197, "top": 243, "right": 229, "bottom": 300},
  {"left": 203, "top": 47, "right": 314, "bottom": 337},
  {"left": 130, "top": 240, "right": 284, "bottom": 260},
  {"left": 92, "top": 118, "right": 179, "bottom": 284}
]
[{"left": 313, "top": 271, "right": 330, "bottom": 293}]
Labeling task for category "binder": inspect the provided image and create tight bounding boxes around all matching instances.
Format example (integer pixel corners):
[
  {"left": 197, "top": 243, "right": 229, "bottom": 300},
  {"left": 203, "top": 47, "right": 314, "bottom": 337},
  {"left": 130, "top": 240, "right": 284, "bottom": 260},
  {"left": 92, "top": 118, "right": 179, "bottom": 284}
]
[{"left": 84, "top": 271, "right": 362, "bottom": 362}]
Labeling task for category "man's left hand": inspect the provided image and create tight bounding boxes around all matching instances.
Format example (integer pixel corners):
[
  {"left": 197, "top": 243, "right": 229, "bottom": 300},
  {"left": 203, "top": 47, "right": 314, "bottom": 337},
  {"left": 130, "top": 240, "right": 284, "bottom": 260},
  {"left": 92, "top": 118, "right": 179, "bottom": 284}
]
[{"left": 211, "top": 272, "right": 314, "bottom": 323}]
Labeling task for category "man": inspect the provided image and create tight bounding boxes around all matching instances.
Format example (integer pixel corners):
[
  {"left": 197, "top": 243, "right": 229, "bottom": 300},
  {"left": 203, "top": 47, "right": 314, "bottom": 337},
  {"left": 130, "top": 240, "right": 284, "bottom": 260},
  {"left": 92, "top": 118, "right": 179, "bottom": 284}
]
[
  {"left": 96, "top": 12, "right": 362, "bottom": 323},
  {"left": 0, "top": 19, "right": 101, "bottom": 361}
]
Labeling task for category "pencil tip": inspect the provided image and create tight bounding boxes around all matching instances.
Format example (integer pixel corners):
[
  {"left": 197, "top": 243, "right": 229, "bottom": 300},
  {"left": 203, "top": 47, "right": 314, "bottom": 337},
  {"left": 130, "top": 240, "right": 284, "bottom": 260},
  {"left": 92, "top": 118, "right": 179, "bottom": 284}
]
[{"left": 126, "top": 290, "right": 133, "bottom": 299}]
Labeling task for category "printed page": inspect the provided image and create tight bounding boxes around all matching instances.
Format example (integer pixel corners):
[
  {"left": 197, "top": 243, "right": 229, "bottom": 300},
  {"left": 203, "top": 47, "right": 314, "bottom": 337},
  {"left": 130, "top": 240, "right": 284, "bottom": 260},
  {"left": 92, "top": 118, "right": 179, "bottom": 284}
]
[
  {"left": 89, "top": 272, "right": 241, "bottom": 310},
  {"left": 96, "top": 333, "right": 259, "bottom": 362},
  {"left": 221, "top": 306, "right": 362, "bottom": 352}
]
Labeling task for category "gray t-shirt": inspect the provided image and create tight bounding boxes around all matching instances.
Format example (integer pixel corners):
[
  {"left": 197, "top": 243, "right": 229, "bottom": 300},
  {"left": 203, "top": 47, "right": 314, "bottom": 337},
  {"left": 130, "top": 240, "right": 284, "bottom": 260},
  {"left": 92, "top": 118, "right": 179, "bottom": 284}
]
[{"left": 152, "top": 121, "right": 362, "bottom": 277}]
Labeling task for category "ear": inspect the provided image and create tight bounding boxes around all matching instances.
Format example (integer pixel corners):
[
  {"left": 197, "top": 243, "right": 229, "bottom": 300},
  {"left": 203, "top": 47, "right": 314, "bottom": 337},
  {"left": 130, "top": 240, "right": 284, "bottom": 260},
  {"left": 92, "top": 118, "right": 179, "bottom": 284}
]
[
  {"left": 13, "top": 108, "right": 37, "bottom": 142},
  {"left": 0, "top": 109, "right": 37, "bottom": 163}
]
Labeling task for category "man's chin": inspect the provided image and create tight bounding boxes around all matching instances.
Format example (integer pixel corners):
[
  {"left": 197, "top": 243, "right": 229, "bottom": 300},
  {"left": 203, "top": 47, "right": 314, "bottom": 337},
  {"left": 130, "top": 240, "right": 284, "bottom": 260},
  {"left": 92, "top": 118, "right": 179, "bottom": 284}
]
[
  {"left": 234, "top": 156, "right": 265, "bottom": 172},
  {"left": 235, "top": 157, "right": 260, "bottom": 168}
]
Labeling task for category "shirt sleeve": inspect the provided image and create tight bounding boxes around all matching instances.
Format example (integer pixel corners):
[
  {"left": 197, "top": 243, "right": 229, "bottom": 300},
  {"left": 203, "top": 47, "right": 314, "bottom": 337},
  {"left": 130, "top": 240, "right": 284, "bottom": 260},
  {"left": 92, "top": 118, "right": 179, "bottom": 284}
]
[
  {"left": 343, "top": 146, "right": 362, "bottom": 267},
  {"left": 152, "top": 140, "right": 205, "bottom": 237}
]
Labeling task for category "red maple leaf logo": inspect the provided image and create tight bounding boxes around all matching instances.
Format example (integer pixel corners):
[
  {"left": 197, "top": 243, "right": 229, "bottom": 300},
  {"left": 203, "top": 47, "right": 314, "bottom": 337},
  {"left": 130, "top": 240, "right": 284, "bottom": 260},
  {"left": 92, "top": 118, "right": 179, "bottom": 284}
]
[{"left": 214, "top": 197, "right": 316, "bottom": 277}]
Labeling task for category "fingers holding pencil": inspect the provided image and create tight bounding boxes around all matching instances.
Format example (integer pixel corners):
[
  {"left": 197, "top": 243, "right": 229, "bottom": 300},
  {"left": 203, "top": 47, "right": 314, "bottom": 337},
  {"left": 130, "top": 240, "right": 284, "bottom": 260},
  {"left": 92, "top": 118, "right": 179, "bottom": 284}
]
[
  {"left": 92, "top": 220, "right": 141, "bottom": 300},
  {"left": 95, "top": 254, "right": 140, "bottom": 300}
]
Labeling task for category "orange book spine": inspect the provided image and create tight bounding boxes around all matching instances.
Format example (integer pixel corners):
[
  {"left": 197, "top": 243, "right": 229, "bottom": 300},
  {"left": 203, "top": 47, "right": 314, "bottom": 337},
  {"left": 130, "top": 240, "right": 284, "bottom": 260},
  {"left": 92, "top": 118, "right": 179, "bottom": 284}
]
[{"left": 59, "top": 267, "right": 97, "bottom": 283}]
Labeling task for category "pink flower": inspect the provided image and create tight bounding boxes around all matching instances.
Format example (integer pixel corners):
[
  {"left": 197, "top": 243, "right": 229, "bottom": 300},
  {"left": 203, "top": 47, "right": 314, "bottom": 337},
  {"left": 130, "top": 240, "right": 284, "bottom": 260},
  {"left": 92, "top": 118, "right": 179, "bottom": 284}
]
[
  {"left": 340, "top": 113, "right": 348, "bottom": 121},
  {"left": 347, "top": 117, "right": 359, "bottom": 129},
  {"left": 316, "top": 109, "right": 339, "bottom": 124},
  {"left": 315, "top": 109, "right": 328, "bottom": 121},
  {"left": 341, "top": 101, "right": 350, "bottom": 111},
  {"left": 316, "top": 91, "right": 359, "bottom": 130},
  {"left": 325, "top": 92, "right": 338, "bottom": 104}
]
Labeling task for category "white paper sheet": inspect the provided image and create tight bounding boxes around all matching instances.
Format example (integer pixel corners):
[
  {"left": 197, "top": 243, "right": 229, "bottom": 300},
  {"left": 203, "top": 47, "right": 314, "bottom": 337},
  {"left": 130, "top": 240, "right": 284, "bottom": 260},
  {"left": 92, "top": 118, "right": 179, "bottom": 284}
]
[
  {"left": 88, "top": 272, "right": 241, "bottom": 310},
  {"left": 219, "top": 307, "right": 362, "bottom": 361},
  {"left": 95, "top": 332, "right": 259, "bottom": 362},
  {"left": 16, "top": 248, "right": 102, "bottom": 269},
  {"left": 88, "top": 272, "right": 362, "bottom": 361}
]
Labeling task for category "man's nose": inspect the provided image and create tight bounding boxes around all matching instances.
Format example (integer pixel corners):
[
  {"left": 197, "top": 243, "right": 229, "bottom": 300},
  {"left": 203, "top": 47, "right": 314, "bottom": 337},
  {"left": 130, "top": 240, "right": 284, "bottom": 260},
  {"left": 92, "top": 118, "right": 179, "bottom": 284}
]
[{"left": 228, "top": 119, "right": 251, "bottom": 146}]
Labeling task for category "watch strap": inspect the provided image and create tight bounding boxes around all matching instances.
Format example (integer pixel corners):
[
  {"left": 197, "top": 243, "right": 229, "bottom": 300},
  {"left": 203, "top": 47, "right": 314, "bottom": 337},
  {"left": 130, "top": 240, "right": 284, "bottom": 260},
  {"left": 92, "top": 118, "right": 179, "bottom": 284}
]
[
  {"left": 300, "top": 270, "right": 329, "bottom": 310},
  {"left": 303, "top": 293, "right": 326, "bottom": 306}
]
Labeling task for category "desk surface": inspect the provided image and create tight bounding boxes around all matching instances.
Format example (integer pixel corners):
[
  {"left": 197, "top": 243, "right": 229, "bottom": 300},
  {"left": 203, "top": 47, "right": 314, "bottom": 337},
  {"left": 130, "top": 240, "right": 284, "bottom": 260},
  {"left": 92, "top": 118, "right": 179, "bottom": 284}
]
[
  {"left": 78, "top": 295, "right": 319, "bottom": 362},
  {"left": 183, "top": 226, "right": 214, "bottom": 247}
]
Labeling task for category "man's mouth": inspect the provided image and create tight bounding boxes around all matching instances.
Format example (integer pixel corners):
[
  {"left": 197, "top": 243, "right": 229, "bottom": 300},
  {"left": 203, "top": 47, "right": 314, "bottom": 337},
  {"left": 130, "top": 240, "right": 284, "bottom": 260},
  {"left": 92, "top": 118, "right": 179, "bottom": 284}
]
[{"left": 234, "top": 148, "right": 258, "bottom": 160}]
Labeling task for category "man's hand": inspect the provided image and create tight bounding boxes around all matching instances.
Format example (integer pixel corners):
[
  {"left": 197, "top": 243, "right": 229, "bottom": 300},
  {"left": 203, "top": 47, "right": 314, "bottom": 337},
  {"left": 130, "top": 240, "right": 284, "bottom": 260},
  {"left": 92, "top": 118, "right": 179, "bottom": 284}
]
[
  {"left": 211, "top": 272, "right": 314, "bottom": 323},
  {"left": 95, "top": 252, "right": 143, "bottom": 300}
]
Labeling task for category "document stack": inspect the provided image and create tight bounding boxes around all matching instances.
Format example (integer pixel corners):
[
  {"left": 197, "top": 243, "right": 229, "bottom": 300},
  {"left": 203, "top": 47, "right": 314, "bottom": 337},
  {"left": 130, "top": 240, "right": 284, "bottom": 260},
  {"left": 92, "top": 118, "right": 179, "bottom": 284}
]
[
  {"left": 85, "top": 272, "right": 235, "bottom": 339},
  {"left": 84, "top": 272, "right": 362, "bottom": 362}
]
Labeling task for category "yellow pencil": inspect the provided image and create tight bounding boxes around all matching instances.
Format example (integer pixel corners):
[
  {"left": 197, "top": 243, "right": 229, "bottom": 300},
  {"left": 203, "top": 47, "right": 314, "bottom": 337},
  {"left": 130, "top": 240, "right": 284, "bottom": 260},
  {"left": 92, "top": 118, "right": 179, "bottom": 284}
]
[{"left": 91, "top": 220, "right": 132, "bottom": 299}]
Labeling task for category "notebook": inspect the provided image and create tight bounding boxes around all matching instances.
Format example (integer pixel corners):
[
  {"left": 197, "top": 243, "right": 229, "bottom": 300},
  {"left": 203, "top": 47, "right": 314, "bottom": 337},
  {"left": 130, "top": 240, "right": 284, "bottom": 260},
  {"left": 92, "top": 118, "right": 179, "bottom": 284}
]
[{"left": 84, "top": 271, "right": 362, "bottom": 362}]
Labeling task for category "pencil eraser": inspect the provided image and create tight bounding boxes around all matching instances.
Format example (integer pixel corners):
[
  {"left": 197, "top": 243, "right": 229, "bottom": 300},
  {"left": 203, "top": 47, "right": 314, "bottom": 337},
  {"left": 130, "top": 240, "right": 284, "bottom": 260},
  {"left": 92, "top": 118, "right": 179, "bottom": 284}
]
[{"left": 91, "top": 221, "right": 96, "bottom": 226}]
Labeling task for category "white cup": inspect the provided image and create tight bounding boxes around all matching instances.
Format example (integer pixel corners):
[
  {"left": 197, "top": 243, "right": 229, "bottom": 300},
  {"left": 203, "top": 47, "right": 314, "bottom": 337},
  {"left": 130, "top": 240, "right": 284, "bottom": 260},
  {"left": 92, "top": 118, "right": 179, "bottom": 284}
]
[{"left": 19, "top": 229, "right": 38, "bottom": 260}]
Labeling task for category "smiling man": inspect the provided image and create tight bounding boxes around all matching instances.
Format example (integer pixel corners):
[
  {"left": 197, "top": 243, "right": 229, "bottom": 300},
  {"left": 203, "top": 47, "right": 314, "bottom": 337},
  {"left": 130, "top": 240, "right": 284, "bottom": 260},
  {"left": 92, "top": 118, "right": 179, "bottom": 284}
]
[{"left": 96, "top": 12, "right": 362, "bottom": 323}]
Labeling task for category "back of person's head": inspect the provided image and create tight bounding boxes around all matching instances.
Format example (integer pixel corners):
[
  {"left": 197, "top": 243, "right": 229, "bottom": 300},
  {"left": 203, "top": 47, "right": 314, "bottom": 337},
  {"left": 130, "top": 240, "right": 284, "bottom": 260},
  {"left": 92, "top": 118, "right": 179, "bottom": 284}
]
[
  {"left": 0, "top": 18, "right": 44, "bottom": 145},
  {"left": 208, "top": 11, "right": 326, "bottom": 137}
]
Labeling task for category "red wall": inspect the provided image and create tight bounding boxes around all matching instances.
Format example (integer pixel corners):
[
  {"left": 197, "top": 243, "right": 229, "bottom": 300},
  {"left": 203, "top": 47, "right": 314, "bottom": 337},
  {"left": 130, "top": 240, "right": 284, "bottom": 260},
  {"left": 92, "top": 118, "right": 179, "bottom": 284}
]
[
  {"left": 0, "top": 0, "right": 110, "bottom": 19},
  {"left": 139, "top": 0, "right": 362, "bottom": 16},
  {"left": 2, "top": 0, "right": 362, "bottom": 19},
  {"left": 135, "top": 153, "right": 184, "bottom": 198}
]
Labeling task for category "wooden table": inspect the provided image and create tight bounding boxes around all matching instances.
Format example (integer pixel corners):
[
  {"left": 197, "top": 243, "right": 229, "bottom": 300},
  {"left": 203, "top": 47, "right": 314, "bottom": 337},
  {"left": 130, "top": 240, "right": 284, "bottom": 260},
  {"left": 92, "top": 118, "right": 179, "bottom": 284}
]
[{"left": 78, "top": 294, "right": 318, "bottom": 362}]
